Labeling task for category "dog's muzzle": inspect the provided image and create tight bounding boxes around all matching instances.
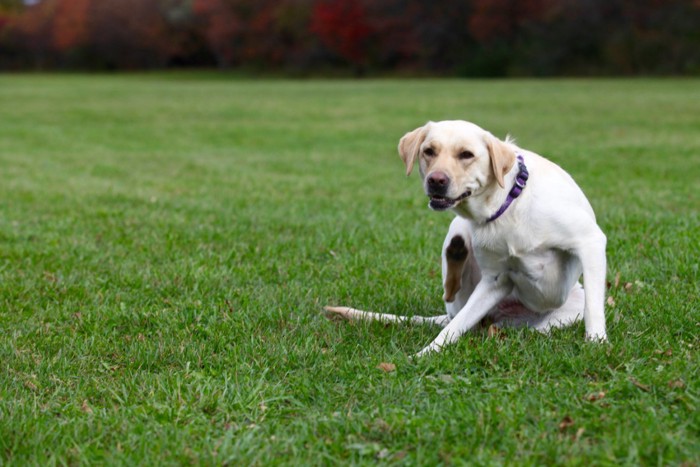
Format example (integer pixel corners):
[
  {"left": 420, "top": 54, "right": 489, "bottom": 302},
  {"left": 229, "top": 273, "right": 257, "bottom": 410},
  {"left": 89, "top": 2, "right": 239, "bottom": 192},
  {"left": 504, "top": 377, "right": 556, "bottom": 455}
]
[{"left": 428, "top": 190, "right": 472, "bottom": 211}]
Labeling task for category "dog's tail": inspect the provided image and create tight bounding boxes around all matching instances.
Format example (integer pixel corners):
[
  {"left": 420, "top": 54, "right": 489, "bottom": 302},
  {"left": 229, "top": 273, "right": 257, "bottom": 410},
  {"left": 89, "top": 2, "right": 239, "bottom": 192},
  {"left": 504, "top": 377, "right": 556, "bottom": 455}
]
[{"left": 324, "top": 306, "right": 449, "bottom": 327}]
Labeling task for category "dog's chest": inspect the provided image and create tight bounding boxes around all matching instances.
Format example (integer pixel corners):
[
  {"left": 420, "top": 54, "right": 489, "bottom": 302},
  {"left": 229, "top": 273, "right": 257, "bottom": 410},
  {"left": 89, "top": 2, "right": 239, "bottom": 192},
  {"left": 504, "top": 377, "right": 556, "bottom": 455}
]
[
  {"left": 504, "top": 249, "right": 559, "bottom": 280},
  {"left": 472, "top": 226, "right": 580, "bottom": 311},
  {"left": 472, "top": 228, "right": 558, "bottom": 279}
]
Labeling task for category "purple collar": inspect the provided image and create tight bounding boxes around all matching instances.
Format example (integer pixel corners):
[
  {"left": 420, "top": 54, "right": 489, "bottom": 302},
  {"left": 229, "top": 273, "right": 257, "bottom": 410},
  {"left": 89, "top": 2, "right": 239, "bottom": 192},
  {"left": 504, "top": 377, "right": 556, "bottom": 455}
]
[{"left": 486, "top": 154, "right": 529, "bottom": 223}]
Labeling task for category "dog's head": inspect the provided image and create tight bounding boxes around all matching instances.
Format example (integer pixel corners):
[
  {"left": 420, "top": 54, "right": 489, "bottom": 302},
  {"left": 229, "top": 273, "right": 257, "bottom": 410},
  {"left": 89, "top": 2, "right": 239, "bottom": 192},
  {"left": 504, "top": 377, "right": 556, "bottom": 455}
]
[{"left": 398, "top": 120, "right": 516, "bottom": 211}]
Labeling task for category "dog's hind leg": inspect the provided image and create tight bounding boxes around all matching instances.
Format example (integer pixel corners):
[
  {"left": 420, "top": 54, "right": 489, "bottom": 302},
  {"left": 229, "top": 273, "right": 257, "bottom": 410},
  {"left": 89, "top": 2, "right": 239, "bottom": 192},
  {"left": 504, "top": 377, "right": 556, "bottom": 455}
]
[
  {"left": 324, "top": 306, "right": 450, "bottom": 327},
  {"left": 530, "top": 283, "right": 585, "bottom": 332}
]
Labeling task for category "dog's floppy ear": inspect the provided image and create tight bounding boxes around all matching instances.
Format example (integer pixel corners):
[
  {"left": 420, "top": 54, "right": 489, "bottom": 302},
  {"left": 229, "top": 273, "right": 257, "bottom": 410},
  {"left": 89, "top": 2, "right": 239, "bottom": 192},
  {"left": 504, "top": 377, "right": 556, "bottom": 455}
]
[
  {"left": 487, "top": 134, "right": 516, "bottom": 188},
  {"left": 398, "top": 123, "right": 430, "bottom": 176}
]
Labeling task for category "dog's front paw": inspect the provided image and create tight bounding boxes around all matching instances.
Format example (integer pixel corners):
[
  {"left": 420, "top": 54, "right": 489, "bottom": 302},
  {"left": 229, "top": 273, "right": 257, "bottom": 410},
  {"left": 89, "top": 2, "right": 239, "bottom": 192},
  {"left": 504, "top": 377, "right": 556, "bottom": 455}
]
[
  {"left": 412, "top": 342, "right": 442, "bottom": 358},
  {"left": 585, "top": 329, "right": 608, "bottom": 342}
]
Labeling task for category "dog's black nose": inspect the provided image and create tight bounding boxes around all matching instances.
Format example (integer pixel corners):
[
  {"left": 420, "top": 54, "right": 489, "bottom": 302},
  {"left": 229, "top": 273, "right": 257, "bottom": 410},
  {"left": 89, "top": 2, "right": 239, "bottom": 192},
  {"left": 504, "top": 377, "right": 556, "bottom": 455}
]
[{"left": 427, "top": 171, "right": 450, "bottom": 193}]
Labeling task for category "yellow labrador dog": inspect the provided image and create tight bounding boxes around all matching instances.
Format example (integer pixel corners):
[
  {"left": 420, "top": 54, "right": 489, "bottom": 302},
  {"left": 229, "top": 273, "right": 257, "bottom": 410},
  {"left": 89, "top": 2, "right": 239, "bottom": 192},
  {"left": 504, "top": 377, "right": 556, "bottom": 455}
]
[{"left": 326, "top": 120, "right": 608, "bottom": 356}]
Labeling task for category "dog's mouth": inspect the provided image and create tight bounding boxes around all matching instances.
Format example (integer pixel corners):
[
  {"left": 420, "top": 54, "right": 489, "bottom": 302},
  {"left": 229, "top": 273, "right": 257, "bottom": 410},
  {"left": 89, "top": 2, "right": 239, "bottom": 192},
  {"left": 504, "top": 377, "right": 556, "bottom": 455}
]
[{"left": 428, "top": 190, "right": 472, "bottom": 211}]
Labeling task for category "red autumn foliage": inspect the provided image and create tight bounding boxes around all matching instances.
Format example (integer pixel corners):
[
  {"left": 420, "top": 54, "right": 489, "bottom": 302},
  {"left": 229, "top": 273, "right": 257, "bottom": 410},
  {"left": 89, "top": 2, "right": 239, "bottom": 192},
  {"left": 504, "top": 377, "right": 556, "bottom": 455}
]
[
  {"left": 310, "top": 0, "right": 372, "bottom": 65},
  {"left": 52, "top": 0, "right": 90, "bottom": 51},
  {"left": 194, "top": 0, "right": 313, "bottom": 68},
  {"left": 0, "top": 0, "right": 698, "bottom": 75},
  {"left": 192, "top": 0, "right": 242, "bottom": 66},
  {"left": 87, "top": 0, "right": 175, "bottom": 68},
  {"left": 469, "top": 0, "right": 555, "bottom": 43}
]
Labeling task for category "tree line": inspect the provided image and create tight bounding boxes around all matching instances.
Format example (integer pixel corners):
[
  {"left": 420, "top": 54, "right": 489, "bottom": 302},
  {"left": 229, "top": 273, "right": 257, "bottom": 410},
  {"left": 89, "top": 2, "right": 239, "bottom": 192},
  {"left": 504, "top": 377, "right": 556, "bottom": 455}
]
[{"left": 1, "top": 0, "right": 698, "bottom": 76}]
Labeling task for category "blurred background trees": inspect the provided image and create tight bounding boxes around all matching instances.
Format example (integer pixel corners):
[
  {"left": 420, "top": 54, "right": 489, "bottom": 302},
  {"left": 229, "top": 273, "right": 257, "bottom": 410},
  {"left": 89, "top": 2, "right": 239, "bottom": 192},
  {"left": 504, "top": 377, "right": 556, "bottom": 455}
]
[{"left": 0, "top": 0, "right": 698, "bottom": 75}]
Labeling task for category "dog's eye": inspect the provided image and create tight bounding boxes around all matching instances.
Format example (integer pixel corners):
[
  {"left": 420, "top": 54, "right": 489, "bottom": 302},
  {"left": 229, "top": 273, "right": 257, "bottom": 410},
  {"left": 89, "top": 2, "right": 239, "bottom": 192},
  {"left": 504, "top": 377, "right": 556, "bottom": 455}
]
[
  {"left": 424, "top": 147, "right": 436, "bottom": 157},
  {"left": 458, "top": 150, "right": 474, "bottom": 160}
]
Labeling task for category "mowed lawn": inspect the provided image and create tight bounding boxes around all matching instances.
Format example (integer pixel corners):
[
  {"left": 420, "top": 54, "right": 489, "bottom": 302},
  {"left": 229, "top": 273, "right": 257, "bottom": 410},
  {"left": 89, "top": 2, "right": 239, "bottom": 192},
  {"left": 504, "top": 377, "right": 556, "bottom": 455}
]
[{"left": 0, "top": 74, "right": 698, "bottom": 465}]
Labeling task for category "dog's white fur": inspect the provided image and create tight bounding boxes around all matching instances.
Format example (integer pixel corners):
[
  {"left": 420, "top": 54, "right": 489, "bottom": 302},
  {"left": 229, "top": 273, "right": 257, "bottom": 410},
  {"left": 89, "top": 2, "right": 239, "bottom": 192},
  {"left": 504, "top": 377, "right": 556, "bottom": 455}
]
[{"left": 326, "top": 120, "right": 607, "bottom": 356}]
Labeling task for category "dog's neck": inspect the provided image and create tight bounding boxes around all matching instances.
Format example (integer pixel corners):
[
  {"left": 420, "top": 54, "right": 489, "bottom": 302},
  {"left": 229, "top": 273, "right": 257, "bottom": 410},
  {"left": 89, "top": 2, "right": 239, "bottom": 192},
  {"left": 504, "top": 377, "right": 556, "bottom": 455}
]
[
  {"left": 486, "top": 155, "right": 528, "bottom": 222},
  {"left": 452, "top": 157, "right": 525, "bottom": 224}
]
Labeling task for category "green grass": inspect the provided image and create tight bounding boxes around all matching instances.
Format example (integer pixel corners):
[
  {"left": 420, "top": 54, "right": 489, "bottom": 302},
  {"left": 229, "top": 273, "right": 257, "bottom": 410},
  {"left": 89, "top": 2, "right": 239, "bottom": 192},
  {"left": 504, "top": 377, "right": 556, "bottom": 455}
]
[{"left": 0, "top": 74, "right": 698, "bottom": 465}]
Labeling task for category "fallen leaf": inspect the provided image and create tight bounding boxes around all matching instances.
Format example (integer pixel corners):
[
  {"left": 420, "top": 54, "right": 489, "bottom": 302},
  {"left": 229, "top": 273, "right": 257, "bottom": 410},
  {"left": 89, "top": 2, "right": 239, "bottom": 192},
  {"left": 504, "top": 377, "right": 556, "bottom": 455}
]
[
  {"left": 44, "top": 271, "right": 58, "bottom": 284},
  {"left": 575, "top": 427, "right": 586, "bottom": 441},
  {"left": 347, "top": 442, "right": 381, "bottom": 455},
  {"left": 81, "top": 400, "right": 93, "bottom": 414},
  {"left": 614, "top": 271, "right": 621, "bottom": 288},
  {"left": 438, "top": 374, "right": 455, "bottom": 384},
  {"left": 629, "top": 377, "right": 650, "bottom": 392},
  {"left": 559, "top": 415, "right": 575, "bottom": 431},
  {"left": 376, "top": 448, "right": 391, "bottom": 460},
  {"left": 373, "top": 418, "right": 391, "bottom": 432},
  {"left": 624, "top": 282, "right": 633, "bottom": 292},
  {"left": 585, "top": 391, "right": 606, "bottom": 402},
  {"left": 606, "top": 296, "right": 615, "bottom": 307},
  {"left": 377, "top": 362, "right": 396, "bottom": 373},
  {"left": 487, "top": 324, "right": 505, "bottom": 339},
  {"left": 668, "top": 379, "right": 685, "bottom": 389}
]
